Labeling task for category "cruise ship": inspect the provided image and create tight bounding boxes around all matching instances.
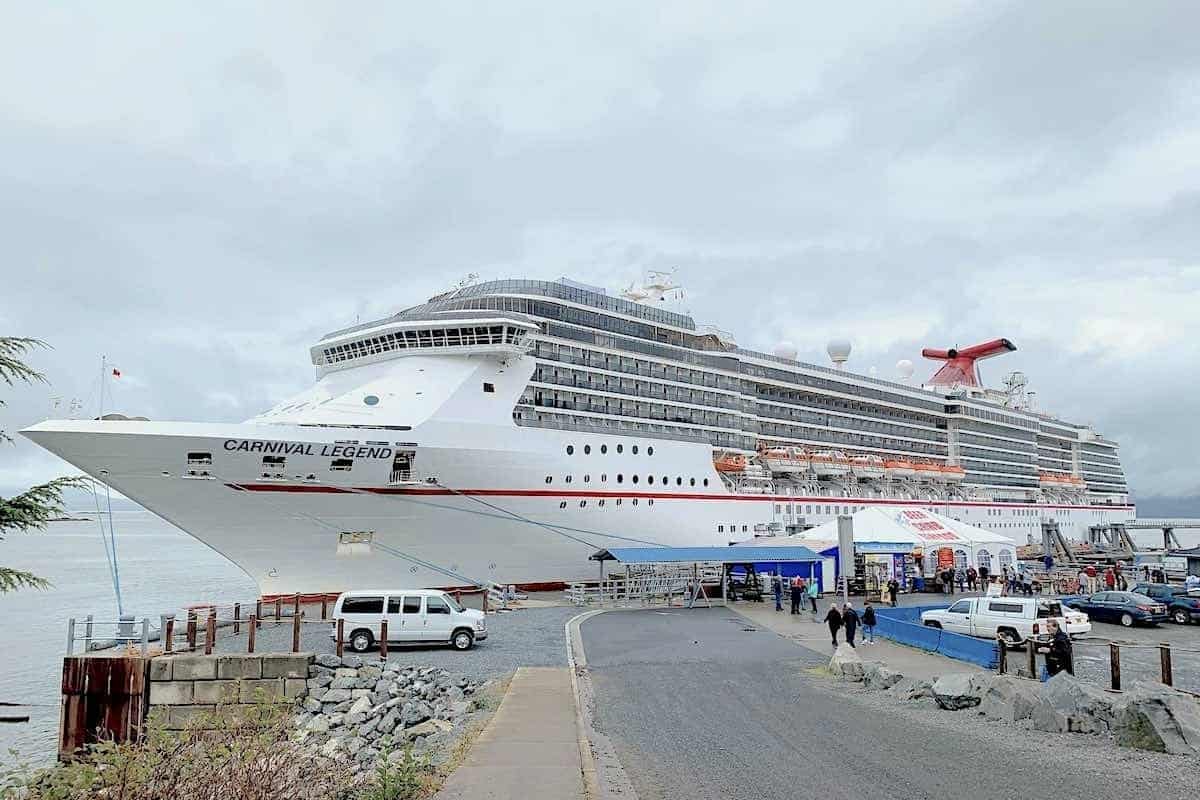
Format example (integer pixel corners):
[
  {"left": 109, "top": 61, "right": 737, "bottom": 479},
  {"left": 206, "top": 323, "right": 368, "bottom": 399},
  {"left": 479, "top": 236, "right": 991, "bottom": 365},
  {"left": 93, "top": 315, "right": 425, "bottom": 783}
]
[{"left": 22, "top": 276, "right": 1134, "bottom": 595}]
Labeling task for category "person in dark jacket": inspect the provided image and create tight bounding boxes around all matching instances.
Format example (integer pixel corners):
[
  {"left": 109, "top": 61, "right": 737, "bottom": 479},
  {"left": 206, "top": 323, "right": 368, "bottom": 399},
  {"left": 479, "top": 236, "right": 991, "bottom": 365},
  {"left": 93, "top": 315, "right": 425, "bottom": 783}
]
[
  {"left": 861, "top": 601, "right": 877, "bottom": 643},
  {"left": 886, "top": 578, "right": 899, "bottom": 606},
  {"left": 824, "top": 604, "right": 842, "bottom": 647},
  {"left": 842, "top": 603, "right": 859, "bottom": 648},
  {"left": 790, "top": 577, "right": 803, "bottom": 614},
  {"left": 773, "top": 574, "right": 783, "bottom": 612},
  {"left": 978, "top": 565, "right": 989, "bottom": 587},
  {"left": 1036, "top": 620, "right": 1074, "bottom": 677}
]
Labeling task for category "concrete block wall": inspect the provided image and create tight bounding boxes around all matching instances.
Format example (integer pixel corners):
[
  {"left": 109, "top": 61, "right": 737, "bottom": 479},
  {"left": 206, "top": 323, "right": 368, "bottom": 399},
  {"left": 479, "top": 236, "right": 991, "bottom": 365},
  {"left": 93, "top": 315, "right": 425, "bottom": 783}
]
[{"left": 148, "top": 653, "right": 312, "bottom": 730}]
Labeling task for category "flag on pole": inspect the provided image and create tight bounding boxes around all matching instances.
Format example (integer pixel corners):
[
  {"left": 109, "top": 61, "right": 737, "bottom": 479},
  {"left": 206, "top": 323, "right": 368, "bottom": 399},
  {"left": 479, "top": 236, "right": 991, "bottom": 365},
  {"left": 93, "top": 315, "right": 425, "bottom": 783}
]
[{"left": 111, "top": 368, "right": 121, "bottom": 379}]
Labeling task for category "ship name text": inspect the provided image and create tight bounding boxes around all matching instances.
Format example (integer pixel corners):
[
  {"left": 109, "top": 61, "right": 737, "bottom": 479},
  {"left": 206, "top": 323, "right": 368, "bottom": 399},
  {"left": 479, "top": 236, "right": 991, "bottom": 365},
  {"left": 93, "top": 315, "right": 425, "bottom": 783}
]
[{"left": 223, "top": 439, "right": 392, "bottom": 459}]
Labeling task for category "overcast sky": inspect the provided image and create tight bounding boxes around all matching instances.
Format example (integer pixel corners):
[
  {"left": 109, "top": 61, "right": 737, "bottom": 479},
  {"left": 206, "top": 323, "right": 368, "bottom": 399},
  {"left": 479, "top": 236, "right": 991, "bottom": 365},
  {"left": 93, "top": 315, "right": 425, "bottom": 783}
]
[{"left": 2, "top": 2, "right": 1198, "bottom": 512}]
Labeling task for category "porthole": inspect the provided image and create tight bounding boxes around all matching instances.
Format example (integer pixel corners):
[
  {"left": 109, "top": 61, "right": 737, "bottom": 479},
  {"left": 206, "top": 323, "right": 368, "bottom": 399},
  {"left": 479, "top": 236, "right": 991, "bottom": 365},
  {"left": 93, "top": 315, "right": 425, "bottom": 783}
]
[
  {"left": 676, "top": 477, "right": 683, "bottom": 486},
  {"left": 690, "top": 478, "right": 696, "bottom": 486},
  {"left": 584, "top": 444, "right": 591, "bottom": 455},
  {"left": 632, "top": 445, "right": 639, "bottom": 455},
  {"left": 559, "top": 501, "right": 567, "bottom": 509},
  {"left": 617, "top": 474, "right": 624, "bottom": 483},
  {"left": 566, "top": 445, "right": 574, "bottom": 455},
  {"left": 632, "top": 498, "right": 639, "bottom": 506},
  {"left": 601, "top": 474, "right": 607, "bottom": 482},
  {"left": 584, "top": 475, "right": 591, "bottom": 483},
  {"left": 647, "top": 446, "right": 654, "bottom": 456},
  {"left": 545, "top": 476, "right": 552, "bottom": 484},
  {"left": 363, "top": 395, "right": 380, "bottom": 406},
  {"left": 703, "top": 478, "right": 709, "bottom": 487},
  {"left": 600, "top": 444, "right": 608, "bottom": 454},
  {"left": 632, "top": 475, "right": 639, "bottom": 484},
  {"left": 579, "top": 500, "right": 587, "bottom": 508},
  {"left": 661, "top": 476, "right": 667, "bottom": 485},
  {"left": 648, "top": 498, "right": 655, "bottom": 506},
  {"left": 598, "top": 499, "right": 605, "bottom": 507},
  {"left": 565, "top": 475, "right": 573, "bottom": 483},
  {"left": 617, "top": 444, "right": 623, "bottom": 454},
  {"left": 616, "top": 498, "right": 623, "bottom": 506},
  {"left": 647, "top": 475, "right": 654, "bottom": 485}
]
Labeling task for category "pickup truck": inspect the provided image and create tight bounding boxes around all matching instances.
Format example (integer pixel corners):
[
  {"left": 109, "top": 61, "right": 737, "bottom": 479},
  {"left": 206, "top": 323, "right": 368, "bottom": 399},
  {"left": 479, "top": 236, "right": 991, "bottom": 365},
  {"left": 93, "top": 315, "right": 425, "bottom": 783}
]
[{"left": 921, "top": 597, "right": 1091, "bottom": 643}]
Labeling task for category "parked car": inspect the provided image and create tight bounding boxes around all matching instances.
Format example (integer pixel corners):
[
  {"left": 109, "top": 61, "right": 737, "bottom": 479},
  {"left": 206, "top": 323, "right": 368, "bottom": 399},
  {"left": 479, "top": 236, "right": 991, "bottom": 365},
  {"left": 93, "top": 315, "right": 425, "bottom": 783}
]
[
  {"left": 331, "top": 589, "right": 488, "bottom": 652},
  {"left": 920, "top": 597, "right": 1090, "bottom": 643},
  {"left": 1060, "top": 591, "right": 1169, "bottom": 627},
  {"left": 1129, "top": 582, "right": 1200, "bottom": 625}
]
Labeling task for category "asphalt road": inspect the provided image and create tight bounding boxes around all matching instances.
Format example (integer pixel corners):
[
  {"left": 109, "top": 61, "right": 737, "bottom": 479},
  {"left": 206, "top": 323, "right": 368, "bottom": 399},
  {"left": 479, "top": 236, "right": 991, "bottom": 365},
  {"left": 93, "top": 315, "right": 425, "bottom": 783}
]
[{"left": 581, "top": 608, "right": 1190, "bottom": 800}]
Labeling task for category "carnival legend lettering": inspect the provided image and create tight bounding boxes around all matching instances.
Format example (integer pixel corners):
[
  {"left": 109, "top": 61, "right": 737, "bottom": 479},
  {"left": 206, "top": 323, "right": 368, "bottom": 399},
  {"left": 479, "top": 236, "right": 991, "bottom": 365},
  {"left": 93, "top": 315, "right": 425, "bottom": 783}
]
[{"left": 223, "top": 439, "right": 392, "bottom": 459}]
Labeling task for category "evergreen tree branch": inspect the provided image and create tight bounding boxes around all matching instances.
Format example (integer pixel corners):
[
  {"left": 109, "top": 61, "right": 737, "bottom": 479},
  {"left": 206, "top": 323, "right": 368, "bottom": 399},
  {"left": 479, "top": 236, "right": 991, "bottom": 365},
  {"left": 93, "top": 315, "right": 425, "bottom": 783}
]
[
  {"left": 0, "top": 567, "right": 50, "bottom": 592},
  {"left": 0, "top": 476, "right": 89, "bottom": 538}
]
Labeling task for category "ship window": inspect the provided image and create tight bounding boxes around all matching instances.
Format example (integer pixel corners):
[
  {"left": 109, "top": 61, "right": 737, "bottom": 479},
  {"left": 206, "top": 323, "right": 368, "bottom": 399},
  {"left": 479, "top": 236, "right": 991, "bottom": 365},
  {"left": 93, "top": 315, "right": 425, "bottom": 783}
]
[
  {"left": 263, "top": 456, "right": 285, "bottom": 467},
  {"left": 187, "top": 452, "right": 212, "bottom": 466},
  {"left": 647, "top": 446, "right": 654, "bottom": 456},
  {"left": 483, "top": 383, "right": 495, "bottom": 393},
  {"left": 559, "top": 501, "right": 567, "bottom": 509},
  {"left": 330, "top": 458, "right": 354, "bottom": 471},
  {"left": 632, "top": 475, "right": 639, "bottom": 484},
  {"left": 632, "top": 498, "right": 639, "bottom": 506},
  {"left": 545, "top": 476, "right": 552, "bottom": 484},
  {"left": 617, "top": 444, "right": 623, "bottom": 453},
  {"left": 565, "top": 475, "right": 572, "bottom": 483},
  {"left": 703, "top": 479, "right": 709, "bottom": 487},
  {"left": 742, "top": 525, "right": 748, "bottom": 532},
  {"left": 648, "top": 498, "right": 654, "bottom": 506},
  {"left": 584, "top": 475, "right": 591, "bottom": 483},
  {"left": 601, "top": 474, "right": 607, "bottom": 482},
  {"left": 632, "top": 445, "right": 639, "bottom": 455},
  {"left": 718, "top": 525, "right": 725, "bottom": 533},
  {"left": 579, "top": 500, "right": 587, "bottom": 508},
  {"left": 363, "top": 395, "right": 380, "bottom": 406},
  {"left": 662, "top": 476, "right": 667, "bottom": 485},
  {"left": 677, "top": 477, "right": 683, "bottom": 486},
  {"left": 598, "top": 499, "right": 605, "bottom": 506},
  {"left": 617, "top": 474, "right": 623, "bottom": 483},
  {"left": 646, "top": 475, "right": 654, "bottom": 485},
  {"left": 600, "top": 444, "right": 608, "bottom": 454},
  {"left": 566, "top": 445, "right": 574, "bottom": 455},
  {"left": 584, "top": 445, "right": 591, "bottom": 454},
  {"left": 616, "top": 498, "right": 622, "bottom": 506}
]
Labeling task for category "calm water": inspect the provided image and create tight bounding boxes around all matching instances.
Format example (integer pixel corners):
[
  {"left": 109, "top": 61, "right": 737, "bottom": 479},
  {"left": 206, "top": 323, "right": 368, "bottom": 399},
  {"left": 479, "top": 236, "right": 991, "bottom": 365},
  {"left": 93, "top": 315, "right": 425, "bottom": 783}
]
[
  {"left": 1, "top": 511, "right": 1196, "bottom": 767},
  {"left": 0, "top": 511, "right": 256, "bottom": 767}
]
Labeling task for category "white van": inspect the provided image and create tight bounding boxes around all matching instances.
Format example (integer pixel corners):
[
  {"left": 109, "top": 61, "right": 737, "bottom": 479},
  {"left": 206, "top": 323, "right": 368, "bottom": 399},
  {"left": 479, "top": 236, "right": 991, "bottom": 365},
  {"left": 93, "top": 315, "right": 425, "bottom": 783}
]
[
  {"left": 330, "top": 589, "right": 488, "bottom": 653},
  {"left": 921, "top": 596, "right": 1091, "bottom": 643}
]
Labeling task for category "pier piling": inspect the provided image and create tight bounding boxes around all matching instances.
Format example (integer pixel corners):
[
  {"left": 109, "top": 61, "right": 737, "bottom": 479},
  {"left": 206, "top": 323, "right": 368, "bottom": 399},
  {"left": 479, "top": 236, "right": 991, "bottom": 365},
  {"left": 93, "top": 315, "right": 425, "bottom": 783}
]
[
  {"left": 164, "top": 618, "right": 174, "bottom": 653},
  {"left": 1159, "top": 643, "right": 1173, "bottom": 686},
  {"left": 204, "top": 612, "right": 215, "bottom": 655},
  {"left": 336, "top": 618, "right": 344, "bottom": 658},
  {"left": 292, "top": 608, "right": 301, "bottom": 653},
  {"left": 233, "top": 602, "right": 241, "bottom": 634},
  {"left": 247, "top": 614, "right": 257, "bottom": 653},
  {"left": 380, "top": 620, "right": 388, "bottom": 661},
  {"left": 1109, "top": 643, "right": 1121, "bottom": 691}
]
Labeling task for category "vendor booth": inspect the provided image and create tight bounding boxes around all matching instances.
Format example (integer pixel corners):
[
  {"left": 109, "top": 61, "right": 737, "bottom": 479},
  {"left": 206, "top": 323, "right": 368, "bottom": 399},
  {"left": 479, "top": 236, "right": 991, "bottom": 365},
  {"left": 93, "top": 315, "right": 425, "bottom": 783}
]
[{"left": 739, "top": 506, "right": 1018, "bottom": 591}]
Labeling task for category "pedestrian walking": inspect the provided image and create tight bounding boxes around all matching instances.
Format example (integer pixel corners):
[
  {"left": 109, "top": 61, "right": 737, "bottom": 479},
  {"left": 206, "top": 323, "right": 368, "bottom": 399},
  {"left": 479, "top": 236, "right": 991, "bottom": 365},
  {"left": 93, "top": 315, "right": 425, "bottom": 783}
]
[
  {"left": 824, "top": 603, "right": 842, "bottom": 647},
  {"left": 1036, "top": 620, "right": 1074, "bottom": 677},
  {"left": 1076, "top": 567, "right": 1088, "bottom": 595},
  {"left": 978, "top": 564, "right": 989, "bottom": 587},
  {"left": 966, "top": 566, "right": 978, "bottom": 592},
  {"left": 886, "top": 578, "right": 899, "bottom": 606},
  {"left": 773, "top": 574, "right": 783, "bottom": 612},
  {"left": 842, "top": 603, "right": 859, "bottom": 648},
  {"left": 861, "top": 601, "right": 877, "bottom": 644},
  {"left": 807, "top": 578, "right": 820, "bottom": 615},
  {"left": 955, "top": 566, "right": 966, "bottom": 593},
  {"left": 790, "top": 576, "right": 803, "bottom": 614}
]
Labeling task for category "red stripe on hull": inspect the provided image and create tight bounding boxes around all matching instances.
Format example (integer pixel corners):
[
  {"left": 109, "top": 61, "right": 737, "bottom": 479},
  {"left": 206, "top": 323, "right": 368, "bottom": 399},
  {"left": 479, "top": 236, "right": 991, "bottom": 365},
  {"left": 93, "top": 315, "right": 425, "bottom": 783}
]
[{"left": 225, "top": 483, "right": 1134, "bottom": 512}]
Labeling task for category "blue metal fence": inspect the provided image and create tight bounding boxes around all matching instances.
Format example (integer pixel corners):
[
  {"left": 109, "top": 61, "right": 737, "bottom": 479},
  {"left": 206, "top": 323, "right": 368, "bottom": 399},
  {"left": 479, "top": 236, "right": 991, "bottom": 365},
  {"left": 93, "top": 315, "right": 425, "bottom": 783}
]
[{"left": 873, "top": 605, "right": 998, "bottom": 669}]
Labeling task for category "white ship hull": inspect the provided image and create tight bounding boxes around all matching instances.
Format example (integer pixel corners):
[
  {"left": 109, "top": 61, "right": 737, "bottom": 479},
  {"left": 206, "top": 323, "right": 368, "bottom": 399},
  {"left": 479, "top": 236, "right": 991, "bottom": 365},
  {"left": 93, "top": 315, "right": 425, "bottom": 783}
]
[{"left": 23, "top": 417, "right": 1136, "bottom": 596}]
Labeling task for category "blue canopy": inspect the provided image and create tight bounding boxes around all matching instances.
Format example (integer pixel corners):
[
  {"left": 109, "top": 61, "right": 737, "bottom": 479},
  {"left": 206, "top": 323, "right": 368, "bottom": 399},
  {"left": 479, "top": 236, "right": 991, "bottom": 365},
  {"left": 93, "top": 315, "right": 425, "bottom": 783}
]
[{"left": 591, "top": 546, "right": 822, "bottom": 564}]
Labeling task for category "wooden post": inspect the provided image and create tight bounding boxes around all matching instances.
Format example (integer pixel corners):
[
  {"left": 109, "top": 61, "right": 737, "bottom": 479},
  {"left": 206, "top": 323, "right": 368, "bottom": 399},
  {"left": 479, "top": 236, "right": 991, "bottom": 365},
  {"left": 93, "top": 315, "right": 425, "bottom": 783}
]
[
  {"left": 247, "top": 614, "right": 257, "bottom": 653},
  {"left": 164, "top": 618, "right": 175, "bottom": 653},
  {"left": 482, "top": 588, "right": 489, "bottom": 615},
  {"left": 255, "top": 599, "right": 263, "bottom": 628},
  {"left": 1160, "top": 642, "right": 1173, "bottom": 687},
  {"left": 380, "top": 620, "right": 388, "bottom": 661},
  {"left": 275, "top": 597, "right": 282, "bottom": 625},
  {"left": 293, "top": 593, "right": 300, "bottom": 622},
  {"left": 204, "top": 612, "right": 216, "bottom": 655},
  {"left": 1110, "top": 643, "right": 1121, "bottom": 691},
  {"left": 233, "top": 603, "right": 241, "bottom": 635},
  {"left": 1026, "top": 638, "right": 1036, "bottom": 679},
  {"left": 336, "top": 618, "right": 345, "bottom": 658},
  {"left": 66, "top": 617, "right": 76, "bottom": 656},
  {"left": 292, "top": 607, "right": 302, "bottom": 653},
  {"left": 186, "top": 611, "right": 197, "bottom": 652},
  {"left": 321, "top": 594, "right": 328, "bottom": 620},
  {"left": 997, "top": 637, "right": 1007, "bottom": 675}
]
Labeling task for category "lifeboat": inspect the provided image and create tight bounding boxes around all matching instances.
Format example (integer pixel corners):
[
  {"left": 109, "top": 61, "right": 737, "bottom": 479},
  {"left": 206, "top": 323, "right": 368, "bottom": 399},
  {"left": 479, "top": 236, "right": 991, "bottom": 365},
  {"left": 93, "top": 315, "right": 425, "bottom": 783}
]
[
  {"left": 810, "top": 450, "right": 851, "bottom": 478},
  {"left": 760, "top": 446, "right": 809, "bottom": 475},
  {"left": 1038, "top": 471, "right": 1067, "bottom": 486},
  {"left": 885, "top": 458, "right": 916, "bottom": 478},
  {"left": 714, "top": 453, "right": 748, "bottom": 473},
  {"left": 913, "top": 461, "right": 943, "bottom": 481},
  {"left": 850, "top": 454, "right": 886, "bottom": 480},
  {"left": 940, "top": 464, "right": 966, "bottom": 482}
]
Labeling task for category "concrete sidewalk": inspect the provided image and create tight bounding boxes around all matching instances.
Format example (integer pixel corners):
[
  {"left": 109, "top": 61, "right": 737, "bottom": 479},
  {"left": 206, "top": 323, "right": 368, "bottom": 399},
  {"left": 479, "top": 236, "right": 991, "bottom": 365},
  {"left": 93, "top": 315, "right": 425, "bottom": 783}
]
[
  {"left": 732, "top": 600, "right": 983, "bottom": 679},
  {"left": 433, "top": 666, "right": 584, "bottom": 800}
]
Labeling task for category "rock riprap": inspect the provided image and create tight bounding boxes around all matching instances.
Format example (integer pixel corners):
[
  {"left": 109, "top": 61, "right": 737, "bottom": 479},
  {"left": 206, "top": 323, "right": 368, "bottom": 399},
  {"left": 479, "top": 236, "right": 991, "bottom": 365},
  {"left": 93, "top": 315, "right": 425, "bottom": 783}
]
[{"left": 294, "top": 656, "right": 481, "bottom": 773}]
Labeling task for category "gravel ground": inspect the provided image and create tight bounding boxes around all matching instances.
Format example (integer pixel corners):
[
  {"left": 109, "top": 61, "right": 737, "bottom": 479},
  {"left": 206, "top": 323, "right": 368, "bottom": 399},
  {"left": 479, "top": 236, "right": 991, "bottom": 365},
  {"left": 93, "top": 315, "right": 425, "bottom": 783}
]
[
  {"left": 581, "top": 608, "right": 1196, "bottom": 800},
  {"left": 209, "top": 605, "right": 581, "bottom": 683}
]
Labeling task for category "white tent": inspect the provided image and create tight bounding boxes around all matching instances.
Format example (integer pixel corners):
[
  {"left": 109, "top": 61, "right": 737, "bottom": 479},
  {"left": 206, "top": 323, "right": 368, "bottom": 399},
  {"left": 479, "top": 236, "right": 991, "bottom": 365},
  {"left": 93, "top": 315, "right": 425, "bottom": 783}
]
[{"left": 766, "top": 506, "right": 1018, "bottom": 576}]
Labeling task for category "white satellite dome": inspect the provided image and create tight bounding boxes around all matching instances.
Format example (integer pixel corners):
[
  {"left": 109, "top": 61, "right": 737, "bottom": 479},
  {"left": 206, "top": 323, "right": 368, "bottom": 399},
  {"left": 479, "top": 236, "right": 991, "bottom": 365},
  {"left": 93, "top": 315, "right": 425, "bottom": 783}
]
[
  {"left": 826, "top": 339, "right": 851, "bottom": 368},
  {"left": 896, "top": 359, "right": 915, "bottom": 380},
  {"left": 773, "top": 340, "right": 798, "bottom": 360}
]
